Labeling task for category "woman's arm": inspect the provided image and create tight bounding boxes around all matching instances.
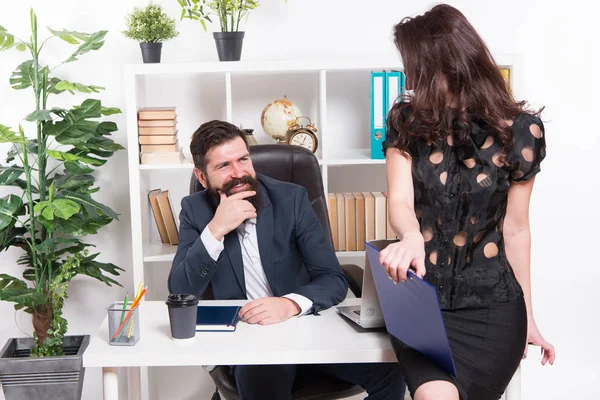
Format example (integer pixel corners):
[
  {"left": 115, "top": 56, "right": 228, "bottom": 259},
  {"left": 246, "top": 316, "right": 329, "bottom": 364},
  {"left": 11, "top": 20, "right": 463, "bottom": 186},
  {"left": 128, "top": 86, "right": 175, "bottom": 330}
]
[
  {"left": 504, "top": 177, "right": 555, "bottom": 365},
  {"left": 503, "top": 178, "right": 535, "bottom": 319},
  {"left": 380, "top": 148, "right": 426, "bottom": 282},
  {"left": 386, "top": 148, "right": 420, "bottom": 238}
]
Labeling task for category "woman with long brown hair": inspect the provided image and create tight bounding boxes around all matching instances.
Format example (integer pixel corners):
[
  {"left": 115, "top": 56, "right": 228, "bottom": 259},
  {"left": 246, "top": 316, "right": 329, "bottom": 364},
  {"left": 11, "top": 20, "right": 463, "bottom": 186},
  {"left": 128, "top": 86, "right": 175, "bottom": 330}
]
[{"left": 381, "top": 4, "right": 555, "bottom": 399}]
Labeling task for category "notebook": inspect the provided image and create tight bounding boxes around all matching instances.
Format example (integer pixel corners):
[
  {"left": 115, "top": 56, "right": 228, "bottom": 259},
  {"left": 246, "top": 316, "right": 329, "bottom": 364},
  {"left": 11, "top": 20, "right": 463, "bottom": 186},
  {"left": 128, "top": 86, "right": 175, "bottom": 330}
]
[
  {"left": 366, "top": 240, "right": 457, "bottom": 377},
  {"left": 196, "top": 305, "right": 241, "bottom": 332}
]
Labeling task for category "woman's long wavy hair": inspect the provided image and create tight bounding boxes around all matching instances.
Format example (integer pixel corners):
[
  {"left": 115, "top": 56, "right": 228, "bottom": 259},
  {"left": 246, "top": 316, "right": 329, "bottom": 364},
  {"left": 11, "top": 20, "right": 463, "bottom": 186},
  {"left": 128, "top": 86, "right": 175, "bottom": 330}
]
[{"left": 388, "top": 4, "right": 539, "bottom": 160}]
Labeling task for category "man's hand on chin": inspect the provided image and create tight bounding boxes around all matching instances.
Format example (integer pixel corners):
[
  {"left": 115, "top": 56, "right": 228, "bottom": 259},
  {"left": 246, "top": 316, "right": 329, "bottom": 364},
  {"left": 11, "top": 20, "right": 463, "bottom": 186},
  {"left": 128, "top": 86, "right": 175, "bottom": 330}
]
[{"left": 239, "top": 297, "right": 301, "bottom": 325}]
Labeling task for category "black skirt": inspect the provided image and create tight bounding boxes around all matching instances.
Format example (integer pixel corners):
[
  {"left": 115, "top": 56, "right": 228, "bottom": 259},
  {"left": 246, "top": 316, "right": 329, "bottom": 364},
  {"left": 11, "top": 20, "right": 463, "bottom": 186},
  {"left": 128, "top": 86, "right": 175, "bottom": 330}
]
[{"left": 390, "top": 296, "right": 527, "bottom": 400}]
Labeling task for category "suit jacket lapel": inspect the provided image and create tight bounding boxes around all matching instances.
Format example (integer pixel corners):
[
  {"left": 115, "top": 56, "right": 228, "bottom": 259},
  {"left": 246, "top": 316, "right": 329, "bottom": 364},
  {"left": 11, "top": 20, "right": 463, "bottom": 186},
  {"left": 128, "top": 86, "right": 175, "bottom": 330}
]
[
  {"left": 256, "top": 182, "right": 275, "bottom": 293},
  {"left": 224, "top": 232, "right": 246, "bottom": 297}
]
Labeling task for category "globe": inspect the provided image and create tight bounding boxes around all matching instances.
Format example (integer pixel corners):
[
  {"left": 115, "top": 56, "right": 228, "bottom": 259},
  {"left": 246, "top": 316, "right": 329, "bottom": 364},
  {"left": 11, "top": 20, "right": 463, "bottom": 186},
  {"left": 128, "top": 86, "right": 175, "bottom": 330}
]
[{"left": 260, "top": 96, "right": 303, "bottom": 143}]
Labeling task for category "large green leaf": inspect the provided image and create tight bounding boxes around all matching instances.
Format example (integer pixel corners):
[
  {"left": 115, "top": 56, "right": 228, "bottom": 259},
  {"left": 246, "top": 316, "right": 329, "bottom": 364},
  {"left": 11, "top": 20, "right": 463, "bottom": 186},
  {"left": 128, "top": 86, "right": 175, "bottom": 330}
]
[
  {"left": 34, "top": 198, "right": 80, "bottom": 221},
  {"left": 9, "top": 60, "right": 36, "bottom": 90},
  {"left": 0, "top": 288, "right": 47, "bottom": 308},
  {"left": 0, "top": 274, "right": 45, "bottom": 309},
  {"left": 62, "top": 30, "right": 107, "bottom": 63},
  {"left": 47, "top": 28, "right": 91, "bottom": 44},
  {"left": 76, "top": 253, "right": 123, "bottom": 287},
  {"left": 61, "top": 190, "right": 119, "bottom": 220},
  {"left": 37, "top": 237, "right": 83, "bottom": 254},
  {"left": 53, "top": 173, "right": 95, "bottom": 192},
  {"left": 0, "top": 124, "right": 25, "bottom": 144},
  {"left": 0, "top": 165, "right": 24, "bottom": 185},
  {"left": 43, "top": 99, "right": 101, "bottom": 145},
  {"left": 0, "top": 225, "right": 27, "bottom": 252},
  {"left": 96, "top": 121, "right": 118, "bottom": 136},
  {"left": 47, "top": 149, "right": 106, "bottom": 166},
  {"left": 0, "top": 26, "right": 26, "bottom": 52},
  {"left": 54, "top": 80, "right": 105, "bottom": 94},
  {"left": 0, "top": 194, "right": 22, "bottom": 231},
  {"left": 101, "top": 107, "right": 122, "bottom": 116},
  {"left": 7, "top": 140, "right": 38, "bottom": 163},
  {"left": 25, "top": 109, "right": 53, "bottom": 122},
  {"left": 64, "top": 161, "right": 94, "bottom": 175}
]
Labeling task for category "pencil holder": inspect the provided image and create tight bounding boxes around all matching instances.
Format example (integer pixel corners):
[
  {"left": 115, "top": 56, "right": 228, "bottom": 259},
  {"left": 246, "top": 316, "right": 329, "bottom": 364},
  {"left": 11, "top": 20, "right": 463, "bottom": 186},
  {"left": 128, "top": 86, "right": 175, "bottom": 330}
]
[{"left": 107, "top": 301, "right": 140, "bottom": 346}]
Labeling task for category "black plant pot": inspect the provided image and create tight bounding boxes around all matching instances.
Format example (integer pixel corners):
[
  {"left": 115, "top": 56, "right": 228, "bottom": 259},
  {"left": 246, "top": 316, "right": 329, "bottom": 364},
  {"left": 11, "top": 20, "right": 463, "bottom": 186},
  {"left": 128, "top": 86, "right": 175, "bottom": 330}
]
[
  {"left": 0, "top": 335, "right": 90, "bottom": 400},
  {"left": 213, "top": 32, "right": 245, "bottom": 62},
  {"left": 140, "top": 42, "right": 162, "bottom": 63}
]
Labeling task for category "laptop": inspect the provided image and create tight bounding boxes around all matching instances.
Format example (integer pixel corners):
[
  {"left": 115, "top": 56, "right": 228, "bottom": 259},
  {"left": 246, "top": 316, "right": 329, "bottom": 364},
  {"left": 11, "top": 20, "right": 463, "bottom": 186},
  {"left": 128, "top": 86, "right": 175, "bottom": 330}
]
[{"left": 336, "top": 244, "right": 387, "bottom": 328}]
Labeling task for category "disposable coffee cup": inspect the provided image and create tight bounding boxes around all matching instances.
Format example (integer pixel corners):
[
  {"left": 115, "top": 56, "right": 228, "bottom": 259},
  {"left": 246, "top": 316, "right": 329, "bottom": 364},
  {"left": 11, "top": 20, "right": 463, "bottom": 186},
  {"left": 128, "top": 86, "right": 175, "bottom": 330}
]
[{"left": 166, "top": 294, "right": 198, "bottom": 340}]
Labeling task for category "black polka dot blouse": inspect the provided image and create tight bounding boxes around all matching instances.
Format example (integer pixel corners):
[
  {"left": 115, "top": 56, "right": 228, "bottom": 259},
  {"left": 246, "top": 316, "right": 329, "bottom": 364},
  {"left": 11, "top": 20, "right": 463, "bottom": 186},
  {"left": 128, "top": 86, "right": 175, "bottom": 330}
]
[{"left": 384, "top": 111, "right": 546, "bottom": 309}]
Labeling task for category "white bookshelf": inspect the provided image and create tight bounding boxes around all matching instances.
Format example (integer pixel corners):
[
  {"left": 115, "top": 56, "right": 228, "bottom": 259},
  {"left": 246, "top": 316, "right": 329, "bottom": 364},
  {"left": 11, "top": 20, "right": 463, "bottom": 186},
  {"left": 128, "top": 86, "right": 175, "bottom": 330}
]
[{"left": 125, "top": 55, "right": 521, "bottom": 297}]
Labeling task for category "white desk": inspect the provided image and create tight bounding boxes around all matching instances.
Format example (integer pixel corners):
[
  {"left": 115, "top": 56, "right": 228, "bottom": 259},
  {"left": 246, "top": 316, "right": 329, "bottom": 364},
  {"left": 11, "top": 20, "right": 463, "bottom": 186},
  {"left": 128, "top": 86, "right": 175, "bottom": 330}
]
[
  {"left": 84, "top": 298, "right": 521, "bottom": 400},
  {"left": 84, "top": 298, "right": 397, "bottom": 400}
]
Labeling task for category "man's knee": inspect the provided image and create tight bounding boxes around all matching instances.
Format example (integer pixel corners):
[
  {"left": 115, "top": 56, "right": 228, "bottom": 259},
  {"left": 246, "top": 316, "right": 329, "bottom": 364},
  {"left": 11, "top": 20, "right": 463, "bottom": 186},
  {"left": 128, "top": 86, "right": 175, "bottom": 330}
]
[{"left": 234, "top": 365, "right": 296, "bottom": 398}]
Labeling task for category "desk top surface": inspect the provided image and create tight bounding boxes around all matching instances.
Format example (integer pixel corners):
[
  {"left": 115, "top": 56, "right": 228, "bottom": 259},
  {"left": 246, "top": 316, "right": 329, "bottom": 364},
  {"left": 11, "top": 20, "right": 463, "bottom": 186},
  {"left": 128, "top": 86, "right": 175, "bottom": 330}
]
[{"left": 83, "top": 298, "right": 397, "bottom": 367}]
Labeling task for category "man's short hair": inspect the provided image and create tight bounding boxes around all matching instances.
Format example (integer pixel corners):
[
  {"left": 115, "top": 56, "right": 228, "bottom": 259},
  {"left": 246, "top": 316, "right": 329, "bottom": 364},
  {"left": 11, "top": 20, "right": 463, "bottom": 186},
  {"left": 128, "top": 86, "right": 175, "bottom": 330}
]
[{"left": 190, "top": 120, "right": 249, "bottom": 172}]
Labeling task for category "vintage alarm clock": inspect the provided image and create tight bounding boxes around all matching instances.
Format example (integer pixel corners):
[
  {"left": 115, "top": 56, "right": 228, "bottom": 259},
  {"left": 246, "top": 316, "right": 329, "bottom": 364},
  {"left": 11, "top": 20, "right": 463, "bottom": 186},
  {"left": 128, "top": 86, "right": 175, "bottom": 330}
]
[{"left": 286, "top": 116, "right": 318, "bottom": 153}]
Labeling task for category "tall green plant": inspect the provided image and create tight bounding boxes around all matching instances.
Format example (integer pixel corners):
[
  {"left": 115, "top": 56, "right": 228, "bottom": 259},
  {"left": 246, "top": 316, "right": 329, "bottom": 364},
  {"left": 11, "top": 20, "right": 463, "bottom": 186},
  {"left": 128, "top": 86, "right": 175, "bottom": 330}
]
[
  {"left": 0, "top": 10, "right": 124, "bottom": 357},
  {"left": 177, "top": 0, "right": 260, "bottom": 32}
]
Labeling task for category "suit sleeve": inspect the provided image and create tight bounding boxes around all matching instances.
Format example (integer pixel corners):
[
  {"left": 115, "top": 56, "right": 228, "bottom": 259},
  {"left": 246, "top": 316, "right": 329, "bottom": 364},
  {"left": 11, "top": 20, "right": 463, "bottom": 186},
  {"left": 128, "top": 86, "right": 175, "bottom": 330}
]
[
  {"left": 291, "top": 187, "right": 348, "bottom": 313},
  {"left": 168, "top": 197, "right": 220, "bottom": 296}
]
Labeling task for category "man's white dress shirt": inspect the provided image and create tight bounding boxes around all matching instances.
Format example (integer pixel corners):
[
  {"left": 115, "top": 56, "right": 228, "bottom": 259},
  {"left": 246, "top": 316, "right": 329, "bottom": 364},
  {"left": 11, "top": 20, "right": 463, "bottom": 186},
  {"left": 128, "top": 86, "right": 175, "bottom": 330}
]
[{"left": 200, "top": 218, "right": 313, "bottom": 315}]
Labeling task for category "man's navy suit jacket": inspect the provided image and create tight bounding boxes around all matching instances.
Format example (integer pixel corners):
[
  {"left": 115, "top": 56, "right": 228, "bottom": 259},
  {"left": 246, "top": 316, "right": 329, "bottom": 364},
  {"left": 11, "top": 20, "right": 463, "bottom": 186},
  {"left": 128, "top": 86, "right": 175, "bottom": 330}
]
[{"left": 168, "top": 173, "right": 348, "bottom": 314}]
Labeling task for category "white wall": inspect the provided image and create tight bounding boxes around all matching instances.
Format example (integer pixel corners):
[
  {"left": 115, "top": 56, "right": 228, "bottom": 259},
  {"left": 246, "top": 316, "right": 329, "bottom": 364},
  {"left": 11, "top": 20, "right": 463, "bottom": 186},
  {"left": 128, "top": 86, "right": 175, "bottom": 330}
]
[{"left": 1, "top": 0, "right": 598, "bottom": 399}]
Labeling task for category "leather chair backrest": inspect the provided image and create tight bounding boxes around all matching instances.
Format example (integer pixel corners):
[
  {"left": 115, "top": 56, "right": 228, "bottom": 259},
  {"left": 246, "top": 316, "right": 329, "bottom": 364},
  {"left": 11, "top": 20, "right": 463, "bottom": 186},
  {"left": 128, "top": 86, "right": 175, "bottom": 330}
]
[{"left": 189, "top": 144, "right": 333, "bottom": 246}]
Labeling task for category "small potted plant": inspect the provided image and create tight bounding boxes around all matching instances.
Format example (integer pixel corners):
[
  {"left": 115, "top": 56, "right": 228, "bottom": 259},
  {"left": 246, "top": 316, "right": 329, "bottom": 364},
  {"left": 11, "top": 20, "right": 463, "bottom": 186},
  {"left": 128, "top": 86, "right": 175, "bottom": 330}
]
[
  {"left": 122, "top": 2, "right": 179, "bottom": 63},
  {"left": 177, "top": 0, "right": 261, "bottom": 61}
]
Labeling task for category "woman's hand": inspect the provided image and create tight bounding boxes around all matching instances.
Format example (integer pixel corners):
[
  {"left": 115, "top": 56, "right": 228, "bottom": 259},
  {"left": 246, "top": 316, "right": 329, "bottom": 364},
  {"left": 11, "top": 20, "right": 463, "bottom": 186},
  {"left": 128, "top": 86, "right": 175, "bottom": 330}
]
[
  {"left": 524, "top": 320, "right": 555, "bottom": 366},
  {"left": 379, "top": 233, "right": 426, "bottom": 283}
]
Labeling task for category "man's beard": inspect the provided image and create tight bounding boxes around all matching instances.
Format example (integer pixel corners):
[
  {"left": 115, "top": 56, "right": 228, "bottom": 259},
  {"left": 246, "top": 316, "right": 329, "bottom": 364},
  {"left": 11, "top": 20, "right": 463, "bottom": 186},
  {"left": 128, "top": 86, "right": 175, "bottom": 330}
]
[{"left": 207, "top": 175, "right": 262, "bottom": 211}]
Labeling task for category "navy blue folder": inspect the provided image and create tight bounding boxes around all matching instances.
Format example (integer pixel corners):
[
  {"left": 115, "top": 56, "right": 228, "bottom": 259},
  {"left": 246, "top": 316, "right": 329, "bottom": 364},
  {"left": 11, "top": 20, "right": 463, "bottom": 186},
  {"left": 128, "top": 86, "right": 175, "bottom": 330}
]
[
  {"left": 366, "top": 241, "right": 457, "bottom": 377},
  {"left": 196, "top": 305, "right": 241, "bottom": 332}
]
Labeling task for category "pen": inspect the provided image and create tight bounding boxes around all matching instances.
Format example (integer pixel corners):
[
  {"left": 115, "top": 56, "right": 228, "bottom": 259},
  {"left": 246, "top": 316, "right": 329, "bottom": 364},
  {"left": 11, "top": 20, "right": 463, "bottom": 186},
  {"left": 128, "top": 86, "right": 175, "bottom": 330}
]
[
  {"left": 112, "top": 286, "right": 147, "bottom": 341},
  {"left": 119, "top": 292, "right": 128, "bottom": 326},
  {"left": 126, "top": 315, "right": 135, "bottom": 343}
]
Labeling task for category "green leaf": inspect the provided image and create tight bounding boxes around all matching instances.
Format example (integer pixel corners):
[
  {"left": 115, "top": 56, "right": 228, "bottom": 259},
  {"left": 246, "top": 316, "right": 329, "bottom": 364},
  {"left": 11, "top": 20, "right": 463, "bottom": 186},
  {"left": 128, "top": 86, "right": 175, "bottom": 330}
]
[
  {"left": 0, "top": 274, "right": 27, "bottom": 291},
  {"left": 0, "top": 165, "right": 24, "bottom": 186},
  {"left": 38, "top": 237, "right": 82, "bottom": 254},
  {"left": 47, "top": 149, "right": 106, "bottom": 166},
  {"left": 43, "top": 99, "right": 101, "bottom": 145},
  {"left": 77, "top": 253, "right": 123, "bottom": 287},
  {"left": 25, "top": 109, "right": 53, "bottom": 122},
  {"left": 54, "top": 80, "right": 105, "bottom": 94},
  {"left": 34, "top": 198, "right": 80, "bottom": 221},
  {"left": 96, "top": 121, "right": 118, "bottom": 135},
  {"left": 6, "top": 140, "right": 38, "bottom": 163},
  {"left": 101, "top": 107, "right": 121, "bottom": 116},
  {"left": 0, "top": 286, "right": 47, "bottom": 308},
  {"left": 15, "top": 43, "right": 27, "bottom": 51},
  {"left": 0, "top": 194, "right": 22, "bottom": 231},
  {"left": 53, "top": 173, "right": 95, "bottom": 192},
  {"left": 64, "top": 161, "right": 94, "bottom": 175},
  {"left": 0, "top": 26, "right": 21, "bottom": 52},
  {"left": 63, "top": 30, "right": 107, "bottom": 64},
  {"left": 9, "top": 60, "right": 36, "bottom": 90},
  {"left": 61, "top": 190, "right": 119, "bottom": 221},
  {"left": 47, "top": 28, "right": 91, "bottom": 44},
  {"left": 0, "top": 124, "right": 25, "bottom": 144}
]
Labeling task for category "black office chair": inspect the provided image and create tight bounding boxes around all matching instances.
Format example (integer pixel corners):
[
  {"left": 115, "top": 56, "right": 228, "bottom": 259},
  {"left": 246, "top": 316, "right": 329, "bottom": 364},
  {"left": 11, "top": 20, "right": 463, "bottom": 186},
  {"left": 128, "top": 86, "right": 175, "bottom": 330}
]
[{"left": 189, "top": 144, "right": 365, "bottom": 400}]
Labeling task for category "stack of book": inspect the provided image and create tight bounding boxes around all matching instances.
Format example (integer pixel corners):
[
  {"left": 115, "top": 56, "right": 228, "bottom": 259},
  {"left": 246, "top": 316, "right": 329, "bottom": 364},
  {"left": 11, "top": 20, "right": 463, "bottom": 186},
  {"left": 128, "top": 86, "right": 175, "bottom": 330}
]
[
  {"left": 327, "top": 192, "right": 397, "bottom": 252},
  {"left": 138, "top": 107, "right": 185, "bottom": 165}
]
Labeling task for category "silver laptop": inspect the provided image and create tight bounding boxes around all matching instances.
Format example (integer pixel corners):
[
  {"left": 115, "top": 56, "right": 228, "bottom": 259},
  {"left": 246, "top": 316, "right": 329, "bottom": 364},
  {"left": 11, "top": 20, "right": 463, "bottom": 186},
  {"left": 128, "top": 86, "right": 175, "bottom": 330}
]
[{"left": 337, "top": 248, "right": 385, "bottom": 328}]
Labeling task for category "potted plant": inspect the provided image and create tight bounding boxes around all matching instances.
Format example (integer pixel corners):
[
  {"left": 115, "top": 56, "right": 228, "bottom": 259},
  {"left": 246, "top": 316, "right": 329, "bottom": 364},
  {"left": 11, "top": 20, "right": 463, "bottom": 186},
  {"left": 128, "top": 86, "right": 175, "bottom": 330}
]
[
  {"left": 123, "top": 2, "right": 179, "bottom": 63},
  {"left": 177, "top": 0, "right": 260, "bottom": 61},
  {"left": 0, "top": 9, "right": 124, "bottom": 400}
]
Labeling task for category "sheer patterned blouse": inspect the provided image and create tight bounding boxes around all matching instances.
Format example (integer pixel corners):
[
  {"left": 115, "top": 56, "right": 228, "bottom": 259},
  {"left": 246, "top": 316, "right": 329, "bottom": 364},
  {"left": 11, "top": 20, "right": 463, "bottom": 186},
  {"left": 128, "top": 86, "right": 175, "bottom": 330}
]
[{"left": 383, "top": 111, "right": 546, "bottom": 310}]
